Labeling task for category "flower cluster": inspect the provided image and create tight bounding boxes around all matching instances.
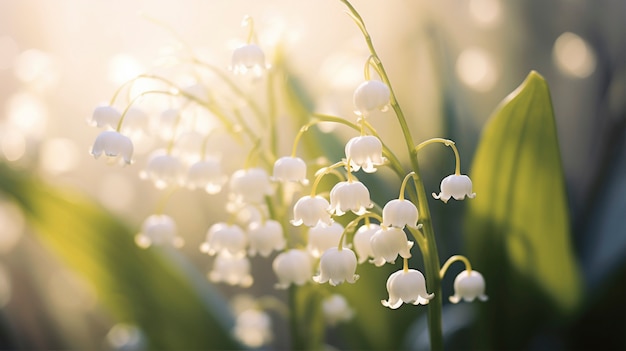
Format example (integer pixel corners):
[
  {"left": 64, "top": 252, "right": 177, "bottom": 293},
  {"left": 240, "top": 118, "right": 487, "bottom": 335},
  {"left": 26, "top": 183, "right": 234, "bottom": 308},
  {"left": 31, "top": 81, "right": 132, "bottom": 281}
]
[{"left": 87, "top": 4, "right": 488, "bottom": 348}]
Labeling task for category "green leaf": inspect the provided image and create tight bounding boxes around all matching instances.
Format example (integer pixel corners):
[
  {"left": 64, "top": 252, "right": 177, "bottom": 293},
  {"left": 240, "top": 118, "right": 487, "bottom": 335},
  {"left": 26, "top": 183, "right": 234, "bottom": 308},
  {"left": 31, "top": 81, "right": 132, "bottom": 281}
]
[
  {"left": 0, "top": 164, "right": 239, "bottom": 350},
  {"left": 465, "top": 71, "right": 582, "bottom": 346}
]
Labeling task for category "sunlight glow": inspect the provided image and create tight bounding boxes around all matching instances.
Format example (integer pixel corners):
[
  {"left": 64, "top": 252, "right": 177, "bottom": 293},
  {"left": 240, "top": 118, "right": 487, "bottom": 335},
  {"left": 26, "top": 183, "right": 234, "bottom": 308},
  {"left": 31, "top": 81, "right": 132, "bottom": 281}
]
[
  {"left": 469, "top": 0, "right": 502, "bottom": 27},
  {"left": 6, "top": 92, "right": 48, "bottom": 138},
  {"left": 39, "top": 138, "right": 79, "bottom": 174},
  {"left": 1, "top": 130, "right": 26, "bottom": 162},
  {"left": 456, "top": 48, "right": 497, "bottom": 92},
  {"left": 108, "top": 53, "right": 144, "bottom": 85},
  {"left": 553, "top": 32, "right": 596, "bottom": 79}
]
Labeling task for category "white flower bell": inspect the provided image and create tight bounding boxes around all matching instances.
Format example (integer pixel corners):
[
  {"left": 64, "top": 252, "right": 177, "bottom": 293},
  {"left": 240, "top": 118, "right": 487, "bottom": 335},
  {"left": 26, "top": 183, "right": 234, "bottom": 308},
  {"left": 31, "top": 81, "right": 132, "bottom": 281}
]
[
  {"left": 272, "top": 156, "right": 308, "bottom": 184},
  {"left": 328, "top": 180, "right": 373, "bottom": 216},
  {"left": 232, "top": 309, "right": 273, "bottom": 348},
  {"left": 313, "top": 247, "right": 359, "bottom": 286},
  {"left": 322, "top": 294, "right": 354, "bottom": 326},
  {"left": 91, "top": 130, "right": 134, "bottom": 165},
  {"left": 432, "top": 174, "right": 476, "bottom": 203},
  {"left": 272, "top": 249, "right": 313, "bottom": 289},
  {"left": 247, "top": 220, "right": 285, "bottom": 257},
  {"left": 135, "top": 214, "right": 184, "bottom": 249},
  {"left": 382, "top": 269, "right": 434, "bottom": 309},
  {"left": 90, "top": 105, "right": 121, "bottom": 129},
  {"left": 209, "top": 252, "right": 253, "bottom": 287},
  {"left": 345, "top": 135, "right": 387, "bottom": 173},
  {"left": 120, "top": 107, "right": 150, "bottom": 139},
  {"left": 370, "top": 226, "right": 413, "bottom": 267},
  {"left": 382, "top": 199, "right": 419, "bottom": 229},
  {"left": 353, "top": 223, "right": 380, "bottom": 264},
  {"left": 229, "top": 168, "right": 274, "bottom": 204},
  {"left": 449, "top": 270, "right": 488, "bottom": 303},
  {"left": 291, "top": 195, "right": 333, "bottom": 227},
  {"left": 200, "top": 222, "right": 248, "bottom": 257},
  {"left": 139, "top": 152, "right": 185, "bottom": 189},
  {"left": 307, "top": 222, "right": 344, "bottom": 258},
  {"left": 353, "top": 80, "right": 391, "bottom": 116},
  {"left": 231, "top": 44, "right": 266, "bottom": 76},
  {"left": 186, "top": 159, "right": 227, "bottom": 194}
]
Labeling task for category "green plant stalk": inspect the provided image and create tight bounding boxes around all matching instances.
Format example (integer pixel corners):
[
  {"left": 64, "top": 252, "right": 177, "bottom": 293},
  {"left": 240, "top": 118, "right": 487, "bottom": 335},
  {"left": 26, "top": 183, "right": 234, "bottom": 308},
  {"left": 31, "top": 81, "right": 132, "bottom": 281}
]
[{"left": 340, "top": 1, "right": 443, "bottom": 349}]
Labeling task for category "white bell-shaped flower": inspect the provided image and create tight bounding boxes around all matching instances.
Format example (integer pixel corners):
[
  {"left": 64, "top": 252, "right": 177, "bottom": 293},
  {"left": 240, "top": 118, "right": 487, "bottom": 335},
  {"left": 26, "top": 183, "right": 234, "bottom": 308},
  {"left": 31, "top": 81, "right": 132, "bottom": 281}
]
[
  {"left": 139, "top": 152, "right": 185, "bottom": 189},
  {"left": 307, "top": 222, "right": 344, "bottom": 258},
  {"left": 382, "top": 269, "right": 434, "bottom": 309},
  {"left": 432, "top": 174, "right": 477, "bottom": 203},
  {"left": 272, "top": 156, "right": 308, "bottom": 185},
  {"left": 135, "top": 214, "right": 184, "bottom": 249},
  {"left": 322, "top": 294, "right": 354, "bottom": 326},
  {"left": 353, "top": 80, "right": 391, "bottom": 116},
  {"left": 90, "top": 105, "right": 121, "bottom": 129},
  {"left": 313, "top": 247, "right": 359, "bottom": 286},
  {"left": 91, "top": 130, "right": 134, "bottom": 165},
  {"left": 353, "top": 223, "right": 380, "bottom": 264},
  {"left": 382, "top": 199, "right": 419, "bottom": 229},
  {"left": 209, "top": 251, "right": 253, "bottom": 287},
  {"left": 231, "top": 44, "right": 266, "bottom": 76},
  {"left": 345, "top": 135, "right": 387, "bottom": 173},
  {"left": 119, "top": 107, "right": 150, "bottom": 139},
  {"left": 229, "top": 168, "right": 274, "bottom": 204},
  {"left": 449, "top": 270, "right": 488, "bottom": 303},
  {"left": 272, "top": 249, "right": 313, "bottom": 289},
  {"left": 186, "top": 159, "right": 227, "bottom": 194},
  {"left": 247, "top": 220, "right": 285, "bottom": 257},
  {"left": 291, "top": 195, "right": 333, "bottom": 227},
  {"left": 200, "top": 222, "right": 247, "bottom": 257},
  {"left": 370, "top": 226, "right": 413, "bottom": 267},
  {"left": 232, "top": 309, "right": 273, "bottom": 348},
  {"left": 328, "top": 180, "right": 373, "bottom": 216}
]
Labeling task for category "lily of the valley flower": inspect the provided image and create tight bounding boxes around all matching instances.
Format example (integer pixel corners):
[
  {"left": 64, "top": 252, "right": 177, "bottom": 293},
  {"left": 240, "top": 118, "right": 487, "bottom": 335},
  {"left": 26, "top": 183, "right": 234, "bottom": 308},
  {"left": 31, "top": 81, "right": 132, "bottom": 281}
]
[
  {"left": 186, "top": 159, "right": 228, "bottom": 194},
  {"left": 272, "top": 249, "right": 313, "bottom": 289},
  {"left": 229, "top": 168, "right": 274, "bottom": 204},
  {"left": 322, "top": 294, "right": 354, "bottom": 326},
  {"left": 90, "top": 105, "right": 121, "bottom": 129},
  {"left": 135, "top": 214, "right": 184, "bottom": 249},
  {"left": 328, "top": 180, "right": 373, "bottom": 216},
  {"left": 272, "top": 156, "right": 308, "bottom": 184},
  {"left": 313, "top": 247, "right": 359, "bottom": 286},
  {"left": 449, "top": 270, "right": 488, "bottom": 303},
  {"left": 209, "top": 251, "right": 253, "bottom": 287},
  {"left": 247, "top": 220, "right": 285, "bottom": 257},
  {"left": 432, "top": 174, "right": 476, "bottom": 203},
  {"left": 353, "top": 80, "right": 391, "bottom": 116},
  {"left": 232, "top": 309, "right": 273, "bottom": 348},
  {"left": 139, "top": 152, "right": 185, "bottom": 189},
  {"left": 344, "top": 135, "right": 387, "bottom": 173},
  {"left": 353, "top": 223, "right": 380, "bottom": 264},
  {"left": 307, "top": 222, "right": 344, "bottom": 258},
  {"left": 291, "top": 195, "right": 333, "bottom": 227},
  {"left": 382, "top": 199, "right": 419, "bottom": 229},
  {"left": 200, "top": 222, "right": 247, "bottom": 257},
  {"left": 382, "top": 269, "right": 434, "bottom": 309},
  {"left": 91, "top": 130, "right": 134, "bottom": 165},
  {"left": 370, "top": 226, "right": 413, "bottom": 267},
  {"left": 231, "top": 44, "right": 266, "bottom": 76}
]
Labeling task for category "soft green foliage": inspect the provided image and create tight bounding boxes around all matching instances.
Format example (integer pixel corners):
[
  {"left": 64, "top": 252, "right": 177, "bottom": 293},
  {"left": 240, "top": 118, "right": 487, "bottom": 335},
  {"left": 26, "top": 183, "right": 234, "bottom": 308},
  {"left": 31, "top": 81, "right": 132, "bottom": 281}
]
[
  {"left": 0, "top": 164, "right": 240, "bottom": 350},
  {"left": 465, "top": 71, "right": 582, "bottom": 348}
]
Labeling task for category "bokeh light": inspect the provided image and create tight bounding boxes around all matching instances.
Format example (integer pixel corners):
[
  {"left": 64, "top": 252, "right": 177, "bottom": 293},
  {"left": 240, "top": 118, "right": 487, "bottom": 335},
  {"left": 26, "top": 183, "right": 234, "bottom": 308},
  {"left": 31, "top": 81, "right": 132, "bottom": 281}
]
[{"left": 553, "top": 32, "right": 596, "bottom": 79}]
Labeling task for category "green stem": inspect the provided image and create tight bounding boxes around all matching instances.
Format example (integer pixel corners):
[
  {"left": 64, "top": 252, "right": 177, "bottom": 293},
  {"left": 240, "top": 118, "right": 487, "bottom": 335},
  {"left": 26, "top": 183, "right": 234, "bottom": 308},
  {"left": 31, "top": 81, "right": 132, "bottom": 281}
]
[{"left": 340, "top": 1, "right": 443, "bottom": 349}]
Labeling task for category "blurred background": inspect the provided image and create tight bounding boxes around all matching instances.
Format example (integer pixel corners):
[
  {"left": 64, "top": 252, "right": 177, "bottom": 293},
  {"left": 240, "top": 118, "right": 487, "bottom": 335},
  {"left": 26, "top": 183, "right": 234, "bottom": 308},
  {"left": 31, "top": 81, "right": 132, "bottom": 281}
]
[{"left": 0, "top": 0, "right": 624, "bottom": 350}]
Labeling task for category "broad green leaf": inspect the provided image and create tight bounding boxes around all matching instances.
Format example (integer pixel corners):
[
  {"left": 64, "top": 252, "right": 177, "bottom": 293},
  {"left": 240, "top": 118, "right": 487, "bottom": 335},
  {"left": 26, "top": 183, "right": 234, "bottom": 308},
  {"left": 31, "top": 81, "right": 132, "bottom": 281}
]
[
  {"left": 465, "top": 71, "right": 582, "bottom": 346},
  {"left": 0, "top": 164, "right": 239, "bottom": 350}
]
